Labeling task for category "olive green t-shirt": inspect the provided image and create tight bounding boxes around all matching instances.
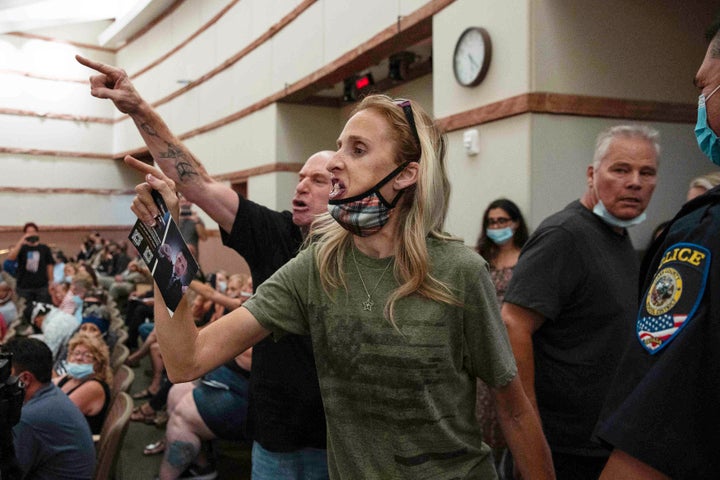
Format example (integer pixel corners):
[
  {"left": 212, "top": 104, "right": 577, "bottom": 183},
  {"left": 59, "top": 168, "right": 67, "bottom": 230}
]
[{"left": 244, "top": 237, "right": 517, "bottom": 479}]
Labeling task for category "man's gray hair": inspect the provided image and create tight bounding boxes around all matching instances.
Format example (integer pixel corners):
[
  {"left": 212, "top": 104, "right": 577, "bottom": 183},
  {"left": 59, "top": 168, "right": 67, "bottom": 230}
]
[{"left": 592, "top": 125, "right": 661, "bottom": 169}]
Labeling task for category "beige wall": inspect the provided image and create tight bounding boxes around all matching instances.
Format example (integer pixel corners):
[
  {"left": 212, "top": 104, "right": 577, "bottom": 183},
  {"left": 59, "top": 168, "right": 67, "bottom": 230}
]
[
  {"left": 433, "top": 0, "right": 717, "bottom": 249},
  {"left": 532, "top": 0, "right": 714, "bottom": 102},
  {"left": 433, "top": 0, "right": 532, "bottom": 118}
]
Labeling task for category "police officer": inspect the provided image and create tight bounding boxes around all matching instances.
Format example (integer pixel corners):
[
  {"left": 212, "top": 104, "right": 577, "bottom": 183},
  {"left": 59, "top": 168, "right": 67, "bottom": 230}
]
[{"left": 596, "top": 14, "right": 720, "bottom": 480}]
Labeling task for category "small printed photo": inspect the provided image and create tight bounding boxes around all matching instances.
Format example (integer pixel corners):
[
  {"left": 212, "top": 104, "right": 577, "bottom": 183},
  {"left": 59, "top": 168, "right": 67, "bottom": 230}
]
[
  {"left": 142, "top": 246, "right": 154, "bottom": 265},
  {"left": 131, "top": 229, "right": 144, "bottom": 247}
]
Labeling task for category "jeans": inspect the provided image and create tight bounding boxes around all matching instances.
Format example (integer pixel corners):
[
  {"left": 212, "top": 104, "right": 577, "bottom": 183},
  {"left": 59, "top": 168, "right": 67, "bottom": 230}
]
[{"left": 251, "top": 442, "right": 328, "bottom": 480}]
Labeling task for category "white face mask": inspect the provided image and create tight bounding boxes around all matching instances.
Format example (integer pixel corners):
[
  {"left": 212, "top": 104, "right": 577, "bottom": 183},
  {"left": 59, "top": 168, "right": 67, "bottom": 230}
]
[{"left": 592, "top": 200, "right": 646, "bottom": 228}]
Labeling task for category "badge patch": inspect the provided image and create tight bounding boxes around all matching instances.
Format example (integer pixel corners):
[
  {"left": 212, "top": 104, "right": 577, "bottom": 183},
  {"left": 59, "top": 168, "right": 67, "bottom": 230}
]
[{"left": 637, "top": 243, "right": 710, "bottom": 354}]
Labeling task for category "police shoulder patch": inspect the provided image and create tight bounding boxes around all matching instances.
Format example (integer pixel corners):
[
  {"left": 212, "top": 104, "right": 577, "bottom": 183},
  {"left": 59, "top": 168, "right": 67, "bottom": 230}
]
[{"left": 637, "top": 242, "right": 710, "bottom": 354}]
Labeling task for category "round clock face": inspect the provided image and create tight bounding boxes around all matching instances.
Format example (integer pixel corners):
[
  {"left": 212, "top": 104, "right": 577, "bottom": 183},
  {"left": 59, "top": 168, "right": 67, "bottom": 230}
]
[{"left": 453, "top": 27, "right": 492, "bottom": 87}]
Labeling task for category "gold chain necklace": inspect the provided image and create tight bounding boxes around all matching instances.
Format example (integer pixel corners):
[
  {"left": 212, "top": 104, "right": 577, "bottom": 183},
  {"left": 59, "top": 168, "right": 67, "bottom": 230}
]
[{"left": 351, "top": 247, "right": 393, "bottom": 312}]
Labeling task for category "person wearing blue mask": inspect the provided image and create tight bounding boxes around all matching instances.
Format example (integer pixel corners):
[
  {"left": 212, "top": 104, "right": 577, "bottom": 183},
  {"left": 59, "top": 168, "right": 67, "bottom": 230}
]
[
  {"left": 477, "top": 198, "right": 530, "bottom": 305},
  {"left": 54, "top": 332, "right": 113, "bottom": 435},
  {"left": 6, "top": 337, "right": 96, "bottom": 479},
  {"left": 596, "top": 15, "right": 720, "bottom": 480},
  {"left": 475, "top": 198, "right": 529, "bottom": 477},
  {"left": 502, "top": 124, "right": 659, "bottom": 480}
]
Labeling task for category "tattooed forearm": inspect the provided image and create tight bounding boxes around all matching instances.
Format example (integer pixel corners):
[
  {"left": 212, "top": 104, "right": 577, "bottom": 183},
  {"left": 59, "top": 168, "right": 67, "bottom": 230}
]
[
  {"left": 140, "top": 122, "right": 158, "bottom": 137},
  {"left": 156, "top": 142, "right": 202, "bottom": 182},
  {"left": 176, "top": 159, "right": 200, "bottom": 181}
]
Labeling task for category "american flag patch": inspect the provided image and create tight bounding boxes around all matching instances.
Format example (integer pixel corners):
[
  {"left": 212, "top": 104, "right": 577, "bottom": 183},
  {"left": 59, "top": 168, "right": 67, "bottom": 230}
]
[{"left": 637, "top": 243, "right": 710, "bottom": 354}]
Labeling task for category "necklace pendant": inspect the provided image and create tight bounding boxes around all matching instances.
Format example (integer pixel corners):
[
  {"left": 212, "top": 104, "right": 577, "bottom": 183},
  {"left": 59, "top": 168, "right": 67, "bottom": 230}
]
[{"left": 362, "top": 296, "right": 374, "bottom": 312}]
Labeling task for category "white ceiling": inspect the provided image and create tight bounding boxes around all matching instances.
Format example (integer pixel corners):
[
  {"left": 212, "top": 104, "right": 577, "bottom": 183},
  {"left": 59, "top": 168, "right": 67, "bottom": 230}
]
[{"left": 0, "top": 0, "right": 174, "bottom": 47}]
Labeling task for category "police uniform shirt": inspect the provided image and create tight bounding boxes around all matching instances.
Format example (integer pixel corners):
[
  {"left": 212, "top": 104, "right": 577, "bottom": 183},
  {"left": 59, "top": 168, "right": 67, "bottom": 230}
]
[{"left": 595, "top": 187, "right": 720, "bottom": 479}]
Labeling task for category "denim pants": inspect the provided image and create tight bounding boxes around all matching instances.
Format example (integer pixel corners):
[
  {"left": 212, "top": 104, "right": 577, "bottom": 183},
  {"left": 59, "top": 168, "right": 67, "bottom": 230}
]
[{"left": 251, "top": 441, "right": 328, "bottom": 480}]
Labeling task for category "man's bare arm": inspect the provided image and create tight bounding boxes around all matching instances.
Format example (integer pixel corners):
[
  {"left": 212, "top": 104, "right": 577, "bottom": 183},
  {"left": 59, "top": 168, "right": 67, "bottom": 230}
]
[
  {"left": 502, "top": 302, "right": 546, "bottom": 414},
  {"left": 76, "top": 55, "right": 237, "bottom": 232}
]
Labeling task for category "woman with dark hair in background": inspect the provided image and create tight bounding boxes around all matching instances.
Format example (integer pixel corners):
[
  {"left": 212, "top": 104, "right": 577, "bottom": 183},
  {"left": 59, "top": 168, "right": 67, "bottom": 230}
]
[
  {"left": 476, "top": 198, "right": 529, "bottom": 303},
  {"left": 475, "top": 198, "right": 529, "bottom": 477}
]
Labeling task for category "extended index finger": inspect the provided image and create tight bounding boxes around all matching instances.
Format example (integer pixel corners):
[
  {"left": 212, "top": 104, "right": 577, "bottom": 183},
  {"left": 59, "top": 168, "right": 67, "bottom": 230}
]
[
  {"left": 75, "top": 54, "right": 117, "bottom": 75},
  {"left": 124, "top": 155, "right": 166, "bottom": 179}
]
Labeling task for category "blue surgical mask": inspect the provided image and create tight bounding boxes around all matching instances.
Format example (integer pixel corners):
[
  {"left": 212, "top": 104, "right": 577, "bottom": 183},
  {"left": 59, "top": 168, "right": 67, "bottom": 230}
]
[
  {"left": 217, "top": 281, "right": 227, "bottom": 293},
  {"left": 593, "top": 200, "right": 646, "bottom": 228},
  {"left": 66, "top": 362, "right": 94, "bottom": 379},
  {"left": 486, "top": 227, "right": 514, "bottom": 245},
  {"left": 695, "top": 84, "right": 720, "bottom": 165}
]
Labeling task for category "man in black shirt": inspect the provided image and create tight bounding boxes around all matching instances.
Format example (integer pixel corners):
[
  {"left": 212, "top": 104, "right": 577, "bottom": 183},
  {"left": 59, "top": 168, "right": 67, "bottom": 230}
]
[
  {"left": 6, "top": 222, "right": 54, "bottom": 322},
  {"left": 503, "top": 125, "right": 659, "bottom": 479}
]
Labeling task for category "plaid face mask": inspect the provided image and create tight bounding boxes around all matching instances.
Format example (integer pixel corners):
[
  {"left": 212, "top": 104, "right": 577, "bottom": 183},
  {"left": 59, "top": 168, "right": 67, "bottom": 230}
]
[{"left": 328, "top": 161, "right": 408, "bottom": 237}]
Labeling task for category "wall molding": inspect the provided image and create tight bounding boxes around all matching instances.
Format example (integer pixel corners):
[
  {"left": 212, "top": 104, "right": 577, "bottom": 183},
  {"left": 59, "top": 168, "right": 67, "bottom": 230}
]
[
  {"left": 214, "top": 162, "right": 304, "bottom": 183},
  {"left": 0, "top": 162, "right": 301, "bottom": 194},
  {"left": 0, "top": 107, "right": 112, "bottom": 124},
  {"left": 7, "top": 31, "right": 113, "bottom": 53},
  {"left": 146, "top": 0, "right": 317, "bottom": 110},
  {"left": 436, "top": 92, "right": 696, "bottom": 132},
  {"left": 0, "top": 186, "right": 134, "bottom": 195},
  {"left": 0, "top": 147, "right": 114, "bottom": 160},
  {"left": 130, "top": 0, "right": 240, "bottom": 79}
]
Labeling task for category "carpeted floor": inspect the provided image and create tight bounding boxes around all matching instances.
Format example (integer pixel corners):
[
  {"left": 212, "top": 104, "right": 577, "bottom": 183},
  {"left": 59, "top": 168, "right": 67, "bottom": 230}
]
[{"left": 116, "top": 355, "right": 252, "bottom": 479}]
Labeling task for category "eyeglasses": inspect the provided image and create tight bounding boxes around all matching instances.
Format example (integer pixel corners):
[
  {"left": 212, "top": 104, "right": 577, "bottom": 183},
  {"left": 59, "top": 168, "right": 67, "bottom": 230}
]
[
  {"left": 394, "top": 98, "right": 421, "bottom": 154},
  {"left": 70, "top": 350, "right": 95, "bottom": 362},
  {"left": 487, "top": 217, "right": 513, "bottom": 228}
]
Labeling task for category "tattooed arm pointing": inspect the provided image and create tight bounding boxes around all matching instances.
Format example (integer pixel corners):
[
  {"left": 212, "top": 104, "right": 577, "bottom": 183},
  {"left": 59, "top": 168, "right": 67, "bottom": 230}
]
[{"left": 76, "top": 55, "right": 238, "bottom": 233}]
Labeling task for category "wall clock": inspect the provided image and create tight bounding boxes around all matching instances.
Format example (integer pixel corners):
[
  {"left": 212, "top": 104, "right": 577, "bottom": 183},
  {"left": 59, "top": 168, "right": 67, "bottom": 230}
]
[{"left": 453, "top": 27, "right": 492, "bottom": 87}]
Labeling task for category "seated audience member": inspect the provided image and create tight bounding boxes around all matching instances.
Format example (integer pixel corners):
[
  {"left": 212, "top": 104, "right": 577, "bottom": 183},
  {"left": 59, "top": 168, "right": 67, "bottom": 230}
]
[
  {"left": 30, "top": 302, "right": 79, "bottom": 363},
  {"left": 97, "top": 241, "right": 131, "bottom": 289},
  {"left": 77, "top": 232, "right": 103, "bottom": 263},
  {"left": 149, "top": 349, "right": 252, "bottom": 480},
  {"left": 52, "top": 249, "right": 68, "bottom": 284},
  {"left": 63, "top": 262, "right": 78, "bottom": 283},
  {"left": 130, "top": 290, "right": 214, "bottom": 424},
  {"left": 686, "top": 171, "right": 720, "bottom": 201},
  {"left": 0, "top": 279, "right": 18, "bottom": 326},
  {"left": 70, "top": 272, "right": 95, "bottom": 321},
  {"left": 80, "top": 302, "right": 117, "bottom": 349},
  {"left": 54, "top": 332, "right": 113, "bottom": 435},
  {"left": 189, "top": 272, "right": 250, "bottom": 322},
  {"left": 124, "top": 287, "right": 154, "bottom": 350},
  {"left": 3, "top": 255, "right": 18, "bottom": 278},
  {"left": 77, "top": 262, "right": 99, "bottom": 287},
  {"left": 109, "top": 259, "right": 152, "bottom": 313},
  {"left": 51, "top": 281, "right": 75, "bottom": 314},
  {"left": 5, "top": 336, "right": 95, "bottom": 479},
  {"left": 54, "top": 300, "right": 118, "bottom": 375}
]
